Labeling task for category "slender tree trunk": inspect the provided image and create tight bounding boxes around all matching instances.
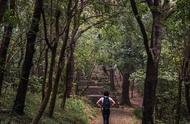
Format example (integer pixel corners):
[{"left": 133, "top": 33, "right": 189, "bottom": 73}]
[
  {"left": 48, "top": 0, "right": 73, "bottom": 116},
  {"left": 61, "top": 82, "right": 67, "bottom": 109},
  {"left": 0, "top": 0, "right": 15, "bottom": 96},
  {"left": 110, "top": 68, "right": 115, "bottom": 90},
  {"left": 48, "top": 23, "right": 70, "bottom": 115},
  {"left": 176, "top": 76, "right": 182, "bottom": 124},
  {"left": 12, "top": 0, "right": 42, "bottom": 115},
  {"left": 42, "top": 48, "right": 49, "bottom": 101},
  {"left": 61, "top": 33, "right": 78, "bottom": 107},
  {"left": 32, "top": 46, "right": 57, "bottom": 124},
  {"left": 65, "top": 41, "right": 75, "bottom": 98},
  {"left": 185, "top": 84, "right": 190, "bottom": 115},
  {"left": 121, "top": 73, "right": 131, "bottom": 106},
  {"left": 184, "top": 30, "right": 190, "bottom": 116},
  {"left": 0, "top": 26, "right": 12, "bottom": 96},
  {"left": 0, "top": 0, "right": 8, "bottom": 23}
]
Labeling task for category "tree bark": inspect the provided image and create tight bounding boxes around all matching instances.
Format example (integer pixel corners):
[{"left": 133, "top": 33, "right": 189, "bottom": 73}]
[
  {"left": 0, "top": 0, "right": 15, "bottom": 96},
  {"left": 12, "top": 0, "right": 42, "bottom": 115},
  {"left": 0, "top": 0, "right": 8, "bottom": 23},
  {"left": 121, "top": 73, "right": 131, "bottom": 106}
]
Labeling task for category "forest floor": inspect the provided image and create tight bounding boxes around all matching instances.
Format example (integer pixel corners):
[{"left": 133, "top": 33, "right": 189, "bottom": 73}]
[{"left": 90, "top": 89, "right": 143, "bottom": 124}]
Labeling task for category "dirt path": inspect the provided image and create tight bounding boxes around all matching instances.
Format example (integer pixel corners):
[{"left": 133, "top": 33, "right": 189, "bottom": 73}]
[{"left": 90, "top": 90, "right": 143, "bottom": 124}]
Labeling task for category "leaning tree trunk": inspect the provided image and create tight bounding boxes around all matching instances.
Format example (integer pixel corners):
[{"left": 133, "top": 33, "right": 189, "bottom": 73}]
[
  {"left": 32, "top": 45, "right": 57, "bottom": 124},
  {"left": 0, "top": 0, "right": 15, "bottom": 96},
  {"left": 0, "top": 0, "right": 8, "bottom": 23},
  {"left": 121, "top": 73, "right": 131, "bottom": 106},
  {"left": 48, "top": 0, "right": 73, "bottom": 117},
  {"left": 61, "top": 36, "right": 77, "bottom": 108},
  {"left": 42, "top": 48, "right": 49, "bottom": 101},
  {"left": 12, "top": 0, "right": 42, "bottom": 115}
]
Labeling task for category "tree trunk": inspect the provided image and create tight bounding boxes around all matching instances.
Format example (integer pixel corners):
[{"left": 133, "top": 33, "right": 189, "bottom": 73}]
[
  {"left": 121, "top": 73, "right": 131, "bottom": 106},
  {"left": 110, "top": 68, "right": 115, "bottom": 90},
  {"left": 42, "top": 48, "right": 49, "bottom": 101},
  {"left": 61, "top": 36, "right": 77, "bottom": 108},
  {"left": 65, "top": 42, "right": 75, "bottom": 98},
  {"left": 0, "top": 0, "right": 15, "bottom": 96},
  {"left": 176, "top": 76, "right": 182, "bottom": 124},
  {"left": 0, "top": 0, "right": 8, "bottom": 23},
  {"left": 143, "top": 56, "right": 159, "bottom": 124},
  {"left": 185, "top": 84, "right": 190, "bottom": 115},
  {"left": 142, "top": 10, "right": 162, "bottom": 123},
  {"left": 48, "top": 0, "right": 73, "bottom": 116},
  {"left": 12, "top": 0, "right": 42, "bottom": 115},
  {"left": 184, "top": 29, "right": 190, "bottom": 116},
  {"left": 48, "top": 24, "right": 70, "bottom": 115},
  {"left": 32, "top": 46, "right": 56, "bottom": 124},
  {"left": 0, "top": 25, "right": 12, "bottom": 96}
]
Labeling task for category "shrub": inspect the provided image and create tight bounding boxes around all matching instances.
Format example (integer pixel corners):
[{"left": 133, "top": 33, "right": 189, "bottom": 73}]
[{"left": 133, "top": 107, "right": 142, "bottom": 119}]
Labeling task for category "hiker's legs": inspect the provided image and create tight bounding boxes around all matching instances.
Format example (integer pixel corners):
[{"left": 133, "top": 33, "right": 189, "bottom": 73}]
[{"left": 102, "top": 109, "right": 110, "bottom": 124}]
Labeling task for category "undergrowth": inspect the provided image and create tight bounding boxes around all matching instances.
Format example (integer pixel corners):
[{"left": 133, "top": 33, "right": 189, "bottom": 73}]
[{"left": 0, "top": 89, "right": 96, "bottom": 124}]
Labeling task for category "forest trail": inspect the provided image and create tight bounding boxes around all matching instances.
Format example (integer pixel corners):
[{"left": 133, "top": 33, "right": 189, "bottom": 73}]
[{"left": 90, "top": 89, "right": 143, "bottom": 124}]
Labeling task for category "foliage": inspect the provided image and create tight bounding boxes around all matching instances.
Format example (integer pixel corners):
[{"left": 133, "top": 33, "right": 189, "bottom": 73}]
[
  {"left": 0, "top": 89, "right": 96, "bottom": 124},
  {"left": 133, "top": 107, "right": 143, "bottom": 119}
]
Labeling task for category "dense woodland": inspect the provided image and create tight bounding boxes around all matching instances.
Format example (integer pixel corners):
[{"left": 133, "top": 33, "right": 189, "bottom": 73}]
[{"left": 0, "top": 0, "right": 190, "bottom": 124}]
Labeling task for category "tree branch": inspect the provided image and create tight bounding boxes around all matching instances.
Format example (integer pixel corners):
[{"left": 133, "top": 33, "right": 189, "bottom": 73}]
[
  {"left": 130, "top": 0, "right": 152, "bottom": 58},
  {"left": 75, "top": 12, "right": 121, "bottom": 41},
  {"left": 41, "top": 7, "right": 53, "bottom": 50}
]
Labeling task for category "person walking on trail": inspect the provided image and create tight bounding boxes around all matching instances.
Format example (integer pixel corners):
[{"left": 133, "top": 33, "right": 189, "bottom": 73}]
[{"left": 96, "top": 91, "right": 116, "bottom": 124}]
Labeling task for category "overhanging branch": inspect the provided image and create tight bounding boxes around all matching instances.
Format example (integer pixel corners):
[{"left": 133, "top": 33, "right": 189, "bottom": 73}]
[{"left": 130, "top": 0, "right": 152, "bottom": 58}]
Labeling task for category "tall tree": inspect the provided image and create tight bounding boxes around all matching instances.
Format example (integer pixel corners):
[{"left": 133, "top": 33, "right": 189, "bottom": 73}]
[
  {"left": 130, "top": 0, "right": 176, "bottom": 123},
  {"left": 121, "top": 69, "right": 132, "bottom": 106},
  {"left": 12, "top": 0, "right": 43, "bottom": 114},
  {"left": 48, "top": 0, "right": 73, "bottom": 116}
]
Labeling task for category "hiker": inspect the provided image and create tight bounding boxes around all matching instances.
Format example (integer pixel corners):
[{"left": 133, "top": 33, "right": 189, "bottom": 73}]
[{"left": 96, "top": 91, "right": 116, "bottom": 124}]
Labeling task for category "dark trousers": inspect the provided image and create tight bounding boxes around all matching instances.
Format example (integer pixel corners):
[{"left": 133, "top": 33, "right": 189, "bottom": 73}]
[{"left": 102, "top": 108, "right": 110, "bottom": 124}]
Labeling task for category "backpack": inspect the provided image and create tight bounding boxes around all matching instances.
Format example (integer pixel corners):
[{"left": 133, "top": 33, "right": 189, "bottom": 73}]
[{"left": 102, "top": 96, "right": 110, "bottom": 109}]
